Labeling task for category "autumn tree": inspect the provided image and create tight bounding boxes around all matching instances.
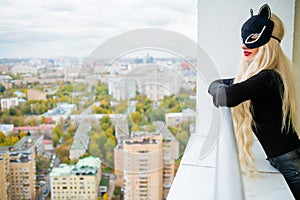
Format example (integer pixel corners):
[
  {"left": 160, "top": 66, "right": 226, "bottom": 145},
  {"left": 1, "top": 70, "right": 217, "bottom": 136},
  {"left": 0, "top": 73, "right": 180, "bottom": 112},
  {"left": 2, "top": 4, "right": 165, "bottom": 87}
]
[
  {"left": 36, "top": 154, "right": 50, "bottom": 174},
  {"left": 0, "top": 131, "right": 6, "bottom": 144}
]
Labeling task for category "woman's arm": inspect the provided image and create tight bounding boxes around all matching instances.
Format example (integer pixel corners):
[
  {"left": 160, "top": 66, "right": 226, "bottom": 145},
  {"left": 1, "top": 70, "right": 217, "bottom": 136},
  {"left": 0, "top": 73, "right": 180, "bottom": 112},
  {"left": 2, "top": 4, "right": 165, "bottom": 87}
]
[
  {"left": 208, "top": 70, "right": 277, "bottom": 107},
  {"left": 208, "top": 78, "right": 234, "bottom": 96}
]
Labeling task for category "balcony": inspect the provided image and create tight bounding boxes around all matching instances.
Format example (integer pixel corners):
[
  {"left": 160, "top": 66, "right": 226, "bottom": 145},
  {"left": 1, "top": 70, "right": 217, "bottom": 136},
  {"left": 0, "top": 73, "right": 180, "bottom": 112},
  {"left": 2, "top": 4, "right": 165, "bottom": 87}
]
[{"left": 168, "top": 108, "right": 294, "bottom": 199}]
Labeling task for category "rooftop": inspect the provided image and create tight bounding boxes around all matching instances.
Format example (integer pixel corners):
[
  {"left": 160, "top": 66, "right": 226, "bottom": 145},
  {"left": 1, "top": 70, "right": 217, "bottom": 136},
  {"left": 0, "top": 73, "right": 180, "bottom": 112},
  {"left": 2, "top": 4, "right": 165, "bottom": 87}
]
[
  {"left": 50, "top": 156, "right": 101, "bottom": 177},
  {"left": 50, "top": 164, "right": 73, "bottom": 177},
  {"left": 12, "top": 135, "right": 42, "bottom": 152},
  {"left": 0, "top": 124, "right": 14, "bottom": 135},
  {"left": 124, "top": 138, "right": 159, "bottom": 145}
]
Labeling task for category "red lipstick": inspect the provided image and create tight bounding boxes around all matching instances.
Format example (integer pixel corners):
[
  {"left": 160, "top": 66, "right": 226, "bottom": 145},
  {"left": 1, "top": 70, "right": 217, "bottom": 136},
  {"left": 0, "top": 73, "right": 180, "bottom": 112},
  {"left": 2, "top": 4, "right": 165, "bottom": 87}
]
[{"left": 243, "top": 51, "right": 252, "bottom": 56}]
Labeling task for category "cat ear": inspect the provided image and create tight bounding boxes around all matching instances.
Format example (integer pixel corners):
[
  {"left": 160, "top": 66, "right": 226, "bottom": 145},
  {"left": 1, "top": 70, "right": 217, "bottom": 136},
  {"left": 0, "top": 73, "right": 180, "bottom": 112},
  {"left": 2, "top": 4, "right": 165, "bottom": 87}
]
[
  {"left": 250, "top": 9, "right": 253, "bottom": 17},
  {"left": 258, "top": 4, "right": 271, "bottom": 19}
]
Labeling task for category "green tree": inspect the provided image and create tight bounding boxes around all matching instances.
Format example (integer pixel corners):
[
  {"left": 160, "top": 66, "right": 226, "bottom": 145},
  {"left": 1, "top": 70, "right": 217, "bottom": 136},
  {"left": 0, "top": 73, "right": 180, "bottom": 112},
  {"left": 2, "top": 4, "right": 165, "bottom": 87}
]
[
  {"left": 67, "top": 125, "right": 77, "bottom": 135},
  {"left": 89, "top": 142, "right": 101, "bottom": 158},
  {"left": 52, "top": 133, "right": 59, "bottom": 147},
  {"left": 0, "top": 83, "right": 5, "bottom": 93},
  {"left": 56, "top": 143, "right": 71, "bottom": 163},
  {"left": 0, "top": 131, "right": 6, "bottom": 144},
  {"left": 149, "top": 107, "right": 165, "bottom": 121},
  {"left": 36, "top": 154, "right": 50, "bottom": 173},
  {"left": 4, "top": 136, "right": 19, "bottom": 146},
  {"left": 131, "top": 111, "right": 142, "bottom": 124},
  {"left": 40, "top": 116, "right": 46, "bottom": 124},
  {"left": 100, "top": 115, "right": 112, "bottom": 127}
]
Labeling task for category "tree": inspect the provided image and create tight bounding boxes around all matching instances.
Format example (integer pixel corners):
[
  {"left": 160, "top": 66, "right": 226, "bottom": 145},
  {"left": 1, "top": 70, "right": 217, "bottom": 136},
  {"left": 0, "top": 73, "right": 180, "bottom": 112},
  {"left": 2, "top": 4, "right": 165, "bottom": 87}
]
[
  {"left": 103, "top": 193, "right": 109, "bottom": 200},
  {"left": 0, "top": 131, "right": 6, "bottom": 144},
  {"left": 53, "top": 125, "right": 63, "bottom": 138},
  {"left": 52, "top": 133, "right": 59, "bottom": 147},
  {"left": 56, "top": 144, "right": 71, "bottom": 163},
  {"left": 131, "top": 112, "right": 142, "bottom": 124},
  {"left": 36, "top": 154, "right": 50, "bottom": 173},
  {"left": 89, "top": 142, "right": 101, "bottom": 158},
  {"left": 40, "top": 116, "right": 46, "bottom": 124},
  {"left": 0, "top": 83, "right": 5, "bottom": 93},
  {"left": 67, "top": 125, "right": 77, "bottom": 135},
  {"left": 149, "top": 107, "right": 165, "bottom": 121},
  {"left": 100, "top": 116, "right": 112, "bottom": 127},
  {"left": 19, "top": 131, "right": 27, "bottom": 139},
  {"left": 4, "top": 136, "right": 19, "bottom": 146}
]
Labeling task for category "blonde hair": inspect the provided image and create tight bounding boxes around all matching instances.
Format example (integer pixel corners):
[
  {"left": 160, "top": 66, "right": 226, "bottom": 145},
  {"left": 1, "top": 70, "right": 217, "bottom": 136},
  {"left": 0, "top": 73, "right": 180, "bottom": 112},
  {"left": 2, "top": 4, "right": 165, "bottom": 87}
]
[{"left": 232, "top": 14, "right": 300, "bottom": 175}]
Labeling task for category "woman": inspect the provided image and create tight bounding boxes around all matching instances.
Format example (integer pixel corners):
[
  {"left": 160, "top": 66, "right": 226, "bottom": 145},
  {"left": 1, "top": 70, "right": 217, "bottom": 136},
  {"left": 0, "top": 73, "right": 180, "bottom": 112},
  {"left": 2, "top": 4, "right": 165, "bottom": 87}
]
[{"left": 208, "top": 4, "right": 300, "bottom": 199}]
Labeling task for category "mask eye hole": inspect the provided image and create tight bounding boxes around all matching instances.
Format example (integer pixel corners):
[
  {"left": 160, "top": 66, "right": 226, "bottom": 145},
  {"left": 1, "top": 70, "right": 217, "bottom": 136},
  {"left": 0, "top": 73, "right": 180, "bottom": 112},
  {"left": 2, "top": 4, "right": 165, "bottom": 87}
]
[
  {"left": 246, "top": 34, "right": 259, "bottom": 43},
  {"left": 244, "top": 26, "right": 266, "bottom": 44}
]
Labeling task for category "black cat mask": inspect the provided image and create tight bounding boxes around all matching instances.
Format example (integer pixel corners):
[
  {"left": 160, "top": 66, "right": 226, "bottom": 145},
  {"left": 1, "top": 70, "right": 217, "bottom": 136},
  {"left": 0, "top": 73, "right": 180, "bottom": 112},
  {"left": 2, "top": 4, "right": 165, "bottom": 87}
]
[{"left": 241, "top": 4, "right": 280, "bottom": 49}]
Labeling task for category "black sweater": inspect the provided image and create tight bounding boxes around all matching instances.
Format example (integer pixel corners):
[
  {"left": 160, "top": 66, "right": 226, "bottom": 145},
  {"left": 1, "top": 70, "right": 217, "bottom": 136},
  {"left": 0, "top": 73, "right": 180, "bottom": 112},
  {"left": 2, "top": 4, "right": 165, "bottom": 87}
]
[{"left": 208, "top": 69, "right": 300, "bottom": 158}]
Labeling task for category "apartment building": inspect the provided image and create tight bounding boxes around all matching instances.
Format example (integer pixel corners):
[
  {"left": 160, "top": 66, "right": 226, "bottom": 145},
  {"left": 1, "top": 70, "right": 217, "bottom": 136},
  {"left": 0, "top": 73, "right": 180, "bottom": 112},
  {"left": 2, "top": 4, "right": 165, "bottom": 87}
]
[
  {"left": 0, "top": 136, "right": 43, "bottom": 200},
  {"left": 0, "top": 149, "right": 10, "bottom": 200},
  {"left": 165, "top": 108, "right": 196, "bottom": 126},
  {"left": 0, "top": 97, "right": 19, "bottom": 111},
  {"left": 9, "top": 152, "right": 36, "bottom": 200},
  {"left": 27, "top": 89, "right": 47, "bottom": 101},
  {"left": 122, "top": 133, "right": 164, "bottom": 200},
  {"left": 50, "top": 156, "right": 101, "bottom": 200},
  {"left": 13, "top": 135, "right": 44, "bottom": 155},
  {"left": 0, "top": 151, "right": 36, "bottom": 199},
  {"left": 69, "top": 122, "right": 91, "bottom": 160},
  {"left": 115, "top": 121, "right": 179, "bottom": 200}
]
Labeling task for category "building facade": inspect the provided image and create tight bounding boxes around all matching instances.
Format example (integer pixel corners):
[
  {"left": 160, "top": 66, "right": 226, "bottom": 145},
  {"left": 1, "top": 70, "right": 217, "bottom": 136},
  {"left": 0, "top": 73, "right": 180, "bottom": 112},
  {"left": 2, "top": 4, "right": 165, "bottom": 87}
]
[
  {"left": 123, "top": 134, "right": 164, "bottom": 200},
  {"left": 115, "top": 121, "right": 179, "bottom": 200},
  {"left": 0, "top": 136, "right": 44, "bottom": 200},
  {"left": 0, "top": 150, "right": 36, "bottom": 199},
  {"left": 0, "top": 149, "right": 10, "bottom": 200},
  {"left": 27, "top": 89, "right": 47, "bottom": 101},
  {"left": 0, "top": 97, "right": 19, "bottom": 111},
  {"left": 50, "top": 156, "right": 101, "bottom": 200}
]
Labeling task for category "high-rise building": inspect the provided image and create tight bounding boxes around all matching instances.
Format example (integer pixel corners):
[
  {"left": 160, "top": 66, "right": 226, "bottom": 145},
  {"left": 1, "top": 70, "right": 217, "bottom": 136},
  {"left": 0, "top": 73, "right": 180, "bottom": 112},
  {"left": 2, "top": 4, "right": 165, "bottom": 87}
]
[
  {"left": 123, "top": 133, "right": 164, "bottom": 200},
  {"left": 0, "top": 149, "right": 10, "bottom": 200},
  {"left": 9, "top": 152, "right": 36, "bottom": 200},
  {"left": 50, "top": 156, "right": 101, "bottom": 200},
  {"left": 0, "top": 136, "right": 40, "bottom": 200},
  {"left": 115, "top": 122, "right": 179, "bottom": 200}
]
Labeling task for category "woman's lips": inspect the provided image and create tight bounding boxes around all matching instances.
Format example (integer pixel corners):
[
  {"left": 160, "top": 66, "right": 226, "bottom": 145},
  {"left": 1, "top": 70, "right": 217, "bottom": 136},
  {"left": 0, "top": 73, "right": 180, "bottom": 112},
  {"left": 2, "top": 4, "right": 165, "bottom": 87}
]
[{"left": 243, "top": 51, "right": 252, "bottom": 56}]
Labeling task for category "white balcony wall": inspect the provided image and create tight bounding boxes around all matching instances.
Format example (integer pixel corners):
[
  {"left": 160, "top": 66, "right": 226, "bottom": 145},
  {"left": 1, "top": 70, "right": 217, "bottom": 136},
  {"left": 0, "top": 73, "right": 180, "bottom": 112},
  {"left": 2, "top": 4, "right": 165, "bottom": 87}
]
[{"left": 168, "top": 1, "right": 298, "bottom": 200}]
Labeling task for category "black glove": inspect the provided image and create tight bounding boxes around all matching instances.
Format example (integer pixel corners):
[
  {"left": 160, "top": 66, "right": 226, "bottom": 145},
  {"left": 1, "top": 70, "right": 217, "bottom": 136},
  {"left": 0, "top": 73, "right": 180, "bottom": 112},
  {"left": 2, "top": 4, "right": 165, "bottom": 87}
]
[
  {"left": 208, "top": 78, "right": 234, "bottom": 108},
  {"left": 208, "top": 78, "right": 234, "bottom": 96}
]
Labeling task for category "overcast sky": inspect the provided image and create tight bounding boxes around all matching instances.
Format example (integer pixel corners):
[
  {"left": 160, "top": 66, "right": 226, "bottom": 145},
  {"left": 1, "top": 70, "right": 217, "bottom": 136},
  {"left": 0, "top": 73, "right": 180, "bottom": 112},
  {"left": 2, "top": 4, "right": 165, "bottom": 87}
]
[{"left": 0, "top": 0, "right": 197, "bottom": 58}]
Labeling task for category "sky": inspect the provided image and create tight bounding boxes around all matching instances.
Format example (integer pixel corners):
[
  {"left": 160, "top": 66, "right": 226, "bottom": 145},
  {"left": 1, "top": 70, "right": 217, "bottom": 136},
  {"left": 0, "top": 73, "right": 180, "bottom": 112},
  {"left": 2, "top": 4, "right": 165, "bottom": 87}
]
[{"left": 0, "top": 0, "right": 197, "bottom": 58}]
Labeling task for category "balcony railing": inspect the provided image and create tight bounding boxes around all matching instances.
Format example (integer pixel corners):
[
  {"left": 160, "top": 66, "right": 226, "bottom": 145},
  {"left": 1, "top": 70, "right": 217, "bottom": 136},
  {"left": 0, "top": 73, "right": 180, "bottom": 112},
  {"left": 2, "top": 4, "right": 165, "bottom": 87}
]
[{"left": 167, "top": 107, "right": 294, "bottom": 199}]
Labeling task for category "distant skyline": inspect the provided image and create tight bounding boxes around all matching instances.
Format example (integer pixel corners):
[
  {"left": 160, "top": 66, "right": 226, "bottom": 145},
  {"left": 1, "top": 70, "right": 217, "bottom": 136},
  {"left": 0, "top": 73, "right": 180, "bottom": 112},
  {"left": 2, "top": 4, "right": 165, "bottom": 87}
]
[{"left": 0, "top": 0, "right": 197, "bottom": 58}]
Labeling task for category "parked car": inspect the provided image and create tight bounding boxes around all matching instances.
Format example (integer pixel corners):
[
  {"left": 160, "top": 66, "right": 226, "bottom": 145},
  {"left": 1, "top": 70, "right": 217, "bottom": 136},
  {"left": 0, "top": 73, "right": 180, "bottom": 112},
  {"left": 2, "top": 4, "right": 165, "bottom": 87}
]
[
  {"left": 38, "top": 181, "right": 46, "bottom": 187},
  {"left": 43, "top": 188, "right": 48, "bottom": 195}
]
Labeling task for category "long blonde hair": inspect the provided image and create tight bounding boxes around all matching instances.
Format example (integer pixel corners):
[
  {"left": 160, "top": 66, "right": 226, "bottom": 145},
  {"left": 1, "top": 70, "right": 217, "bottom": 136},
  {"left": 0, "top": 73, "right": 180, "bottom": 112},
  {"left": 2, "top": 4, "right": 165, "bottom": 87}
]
[{"left": 232, "top": 14, "right": 300, "bottom": 175}]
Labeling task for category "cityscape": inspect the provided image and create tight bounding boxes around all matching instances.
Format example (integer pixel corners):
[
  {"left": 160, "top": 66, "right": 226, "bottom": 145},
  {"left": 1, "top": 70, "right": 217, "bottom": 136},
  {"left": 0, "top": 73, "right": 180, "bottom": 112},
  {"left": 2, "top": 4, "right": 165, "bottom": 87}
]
[{"left": 0, "top": 54, "right": 197, "bottom": 200}]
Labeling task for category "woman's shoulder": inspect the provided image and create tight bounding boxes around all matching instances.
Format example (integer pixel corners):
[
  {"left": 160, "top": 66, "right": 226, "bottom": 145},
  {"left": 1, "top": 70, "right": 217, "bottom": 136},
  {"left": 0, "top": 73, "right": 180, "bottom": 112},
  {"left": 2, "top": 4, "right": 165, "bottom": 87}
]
[
  {"left": 247, "top": 69, "right": 282, "bottom": 87},
  {"left": 254, "top": 69, "right": 282, "bottom": 80},
  {"left": 254, "top": 69, "right": 283, "bottom": 87},
  {"left": 259, "top": 69, "right": 281, "bottom": 76}
]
